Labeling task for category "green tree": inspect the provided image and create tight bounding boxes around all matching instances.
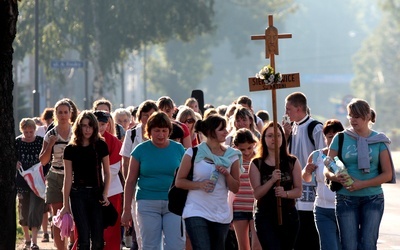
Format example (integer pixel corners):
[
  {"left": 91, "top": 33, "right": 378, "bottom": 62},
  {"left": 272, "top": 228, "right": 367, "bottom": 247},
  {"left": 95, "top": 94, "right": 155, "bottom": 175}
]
[
  {"left": 352, "top": 1, "right": 400, "bottom": 132},
  {"left": 144, "top": 0, "right": 297, "bottom": 105},
  {"left": 0, "top": 0, "right": 18, "bottom": 249},
  {"left": 14, "top": 0, "right": 215, "bottom": 99}
]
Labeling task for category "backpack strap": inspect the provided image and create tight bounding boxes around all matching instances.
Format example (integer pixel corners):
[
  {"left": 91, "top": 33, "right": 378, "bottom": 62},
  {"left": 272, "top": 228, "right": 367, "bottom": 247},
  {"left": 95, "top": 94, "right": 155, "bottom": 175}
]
[
  {"left": 337, "top": 132, "right": 344, "bottom": 162},
  {"left": 116, "top": 124, "right": 122, "bottom": 140},
  {"left": 130, "top": 125, "right": 137, "bottom": 143},
  {"left": 307, "top": 120, "right": 323, "bottom": 147},
  {"left": 188, "top": 146, "right": 198, "bottom": 179}
]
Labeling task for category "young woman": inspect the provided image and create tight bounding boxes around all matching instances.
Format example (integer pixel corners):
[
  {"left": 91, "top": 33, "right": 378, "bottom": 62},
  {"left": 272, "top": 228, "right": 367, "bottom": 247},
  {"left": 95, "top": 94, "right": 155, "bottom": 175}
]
[
  {"left": 93, "top": 110, "right": 123, "bottom": 250},
  {"left": 302, "top": 119, "right": 344, "bottom": 250},
  {"left": 60, "top": 111, "right": 111, "bottom": 250},
  {"left": 226, "top": 106, "right": 260, "bottom": 147},
  {"left": 157, "top": 96, "right": 191, "bottom": 149},
  {"left": 232, "top": 128, "right": 261, "bottom": 250},
  {"left": 325, "top": 98, "right": 394, "bottom": 249},
  {"left": 184, "top": 97, "right": 201, "bottom": 116},
  {"left": 16, "top": 118, "right": 45, "bottom": 250},
  {"left": 175, "top": 114, "right": 242, "bottom": 250},
  {"left": 121, "top": 112, "right": 186, "bottom": 250},
  {"left": 39, "top": 99, "right": 73, "bottom": 250},
  {"left": 176, "top": 106, "right": 201, "bottom": 147},
  {"left": 249, "top": 122, "right": 302, "bottom": 250}
]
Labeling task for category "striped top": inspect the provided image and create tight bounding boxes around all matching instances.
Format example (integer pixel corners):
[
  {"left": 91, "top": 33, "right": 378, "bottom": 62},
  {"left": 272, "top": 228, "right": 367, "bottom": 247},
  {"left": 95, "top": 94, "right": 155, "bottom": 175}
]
[{"left": 232, "top": 160, "right": 255, "bottom": 212}]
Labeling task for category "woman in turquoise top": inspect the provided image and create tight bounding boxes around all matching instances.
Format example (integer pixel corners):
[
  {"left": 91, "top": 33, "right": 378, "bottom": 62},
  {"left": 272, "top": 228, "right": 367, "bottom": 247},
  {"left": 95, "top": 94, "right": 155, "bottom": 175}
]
[
  {"left": 325, "top": 98, "right": 394, "bottom": 250},
  {"left": 121, "top": 111, "right": 185, "bottom": 250}
]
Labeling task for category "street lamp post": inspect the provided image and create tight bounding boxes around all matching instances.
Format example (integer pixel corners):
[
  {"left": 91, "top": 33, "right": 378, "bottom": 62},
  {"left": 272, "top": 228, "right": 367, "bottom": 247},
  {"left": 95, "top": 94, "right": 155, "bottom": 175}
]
[{"left": 33, "top": 0, "right": 40, "bottom": 116}]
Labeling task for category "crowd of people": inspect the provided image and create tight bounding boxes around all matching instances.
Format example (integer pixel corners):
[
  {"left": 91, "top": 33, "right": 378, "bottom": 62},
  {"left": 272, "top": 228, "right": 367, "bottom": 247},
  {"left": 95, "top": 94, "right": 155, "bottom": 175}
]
[{"left": 15, "top": 92, "right": 395, "bottom": 250}]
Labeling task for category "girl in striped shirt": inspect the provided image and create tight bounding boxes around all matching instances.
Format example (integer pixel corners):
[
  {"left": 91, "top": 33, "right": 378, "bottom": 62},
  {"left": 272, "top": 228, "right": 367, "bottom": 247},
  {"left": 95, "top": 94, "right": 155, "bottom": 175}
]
[{"left": 232, "top": 128, "right": 261, "bottom": 250}]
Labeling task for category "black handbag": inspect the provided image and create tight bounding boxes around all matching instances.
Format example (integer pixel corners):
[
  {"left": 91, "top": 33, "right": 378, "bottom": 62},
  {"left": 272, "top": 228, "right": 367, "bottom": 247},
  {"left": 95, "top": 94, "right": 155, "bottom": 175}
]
[
  {"left": 325, "top": 178, "right": 342, "bottom": 192},
  {"left": 102, "top": 201, "right": 118, "bottom": 229},
  {"left": 168, "top": 147, "right": 197, "bottom": 216},
  {"left": 94, "top": 142, "right": 118, "bottom": 228}
]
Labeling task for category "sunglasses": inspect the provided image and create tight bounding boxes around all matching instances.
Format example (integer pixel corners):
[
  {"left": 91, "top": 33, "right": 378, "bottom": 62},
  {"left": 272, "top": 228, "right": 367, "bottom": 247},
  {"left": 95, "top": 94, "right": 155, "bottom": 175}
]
[{"left": 183, "top": 118, "right": 195, "bottom": 124}]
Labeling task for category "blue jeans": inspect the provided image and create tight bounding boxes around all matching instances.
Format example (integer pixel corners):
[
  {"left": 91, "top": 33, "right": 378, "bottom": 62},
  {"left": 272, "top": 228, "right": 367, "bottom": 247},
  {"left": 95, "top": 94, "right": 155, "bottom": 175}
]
[
  {"left": 136, "top": 199, "right": 185, "bottom": 250},
  {"left": 185, "top": 216, "right": 230, "bottom": 250},
  {"left": 314, "top": 206, "right": 341, "bottom": 250},
  {"left": 336, "top": 193, "right": 384, "bottom": 250},
  {"left": 70, "top": 187, "right": 104, "bottom": 250}
]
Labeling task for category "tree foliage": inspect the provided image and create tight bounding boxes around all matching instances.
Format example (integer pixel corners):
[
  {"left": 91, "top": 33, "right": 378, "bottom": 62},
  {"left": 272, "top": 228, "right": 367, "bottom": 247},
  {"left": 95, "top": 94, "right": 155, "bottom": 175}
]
[
  {"left": 352, "top": 1, "right": 400, "bottom": 132},
  {"left": 15, "top": 0, "right": 215, "bottom": 97},
  {"left": 144, "top": 0, "right": 297, "bottom": 105}
]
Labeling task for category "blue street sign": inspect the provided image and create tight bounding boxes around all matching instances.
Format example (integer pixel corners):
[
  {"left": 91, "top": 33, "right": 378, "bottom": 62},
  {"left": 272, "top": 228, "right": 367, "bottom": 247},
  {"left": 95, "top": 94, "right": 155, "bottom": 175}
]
[{"left": 51, "top": 60, "right": 84, "bottom": 69}]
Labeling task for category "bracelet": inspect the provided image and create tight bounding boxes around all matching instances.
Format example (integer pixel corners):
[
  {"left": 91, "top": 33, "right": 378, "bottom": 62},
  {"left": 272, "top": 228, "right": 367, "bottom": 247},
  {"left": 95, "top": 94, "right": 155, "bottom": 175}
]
[{"left": 286, "top": 191, "right": 289, "bottom": 198}]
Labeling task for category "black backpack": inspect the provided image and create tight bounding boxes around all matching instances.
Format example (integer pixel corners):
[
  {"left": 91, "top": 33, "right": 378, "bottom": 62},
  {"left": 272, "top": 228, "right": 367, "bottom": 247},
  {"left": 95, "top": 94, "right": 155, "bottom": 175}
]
[
  {"left": 288, "top": 119, "right": 322, "bottom": 152},
  {"left": 307, "top": 120, "right": 323, "bottom": 147},
  {"left": 168, "top": 147, "right": 198, "bottom": 216}
]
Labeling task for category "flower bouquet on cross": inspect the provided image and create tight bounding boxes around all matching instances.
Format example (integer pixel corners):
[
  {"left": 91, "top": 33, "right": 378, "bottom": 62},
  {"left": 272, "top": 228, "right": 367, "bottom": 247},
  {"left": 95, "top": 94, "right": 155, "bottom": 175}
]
[{"left": 255, "top": 65, "right": 282, "bottom": 85}]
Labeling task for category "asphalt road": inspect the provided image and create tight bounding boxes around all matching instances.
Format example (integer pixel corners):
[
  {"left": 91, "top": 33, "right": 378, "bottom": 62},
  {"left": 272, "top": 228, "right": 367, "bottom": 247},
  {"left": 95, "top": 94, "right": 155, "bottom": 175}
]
[
  {"left": 376, "top": 151, "right": 400, "bottom": 249},
  {"left": 17, "top": 152, "right": 400, "bottom": 250}
]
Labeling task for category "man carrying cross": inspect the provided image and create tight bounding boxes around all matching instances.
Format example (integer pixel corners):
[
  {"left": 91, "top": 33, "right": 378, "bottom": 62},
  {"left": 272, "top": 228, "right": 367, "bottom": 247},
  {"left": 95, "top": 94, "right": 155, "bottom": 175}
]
[{"left": 283, "top": 92, "right": 326, "bottom": 250}]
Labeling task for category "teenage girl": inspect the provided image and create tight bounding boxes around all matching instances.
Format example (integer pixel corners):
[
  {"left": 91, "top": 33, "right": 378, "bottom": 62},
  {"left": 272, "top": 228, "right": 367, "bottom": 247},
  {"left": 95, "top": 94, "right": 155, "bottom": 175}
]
[{"left": 232, "top": 128, "right": 261, "bottom": 250}]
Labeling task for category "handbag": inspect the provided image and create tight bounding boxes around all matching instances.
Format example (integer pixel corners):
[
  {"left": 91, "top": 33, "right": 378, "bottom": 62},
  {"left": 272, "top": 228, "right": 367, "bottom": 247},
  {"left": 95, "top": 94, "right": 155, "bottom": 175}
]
[
  {"left": 168, "top": 147, "right": 198, "bottom": 216},
  {"left": 94, "top": 142, "right": 118, "bottom": 229},
  {"left": 18, "top": 162, "right": 46, "bottom": 199},
  {"left": 102, "top": 202, "right": 118, "bottom": 229},
  {"left": 325, "top": 178, "right": 342, "bottom": 192}
]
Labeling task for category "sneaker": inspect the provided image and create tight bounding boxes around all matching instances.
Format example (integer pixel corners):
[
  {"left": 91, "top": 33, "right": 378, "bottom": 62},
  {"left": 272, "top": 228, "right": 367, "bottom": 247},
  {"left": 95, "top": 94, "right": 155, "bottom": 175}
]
[
  {"left": 23, "top": 241, "right": 31, "bottom": 250},
  {"left": 41, "top": 233, "right": 49, "bottom": 243},
  {"left": 30, "top": 243, "right": 39, "bottom": 250}
]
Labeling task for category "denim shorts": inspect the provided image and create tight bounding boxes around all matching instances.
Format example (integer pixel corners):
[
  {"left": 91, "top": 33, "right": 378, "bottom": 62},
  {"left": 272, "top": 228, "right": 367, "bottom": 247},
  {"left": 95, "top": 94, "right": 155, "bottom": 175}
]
[{"left": 233, "top": 211, "right": 253, "bottom": 221}]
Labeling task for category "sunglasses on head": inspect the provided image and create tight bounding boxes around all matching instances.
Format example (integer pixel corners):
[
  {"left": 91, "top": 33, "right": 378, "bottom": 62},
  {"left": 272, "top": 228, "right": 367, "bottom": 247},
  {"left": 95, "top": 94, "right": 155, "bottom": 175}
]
[{"left": 184, "top": 118, "right": 195, "bottom": 124}]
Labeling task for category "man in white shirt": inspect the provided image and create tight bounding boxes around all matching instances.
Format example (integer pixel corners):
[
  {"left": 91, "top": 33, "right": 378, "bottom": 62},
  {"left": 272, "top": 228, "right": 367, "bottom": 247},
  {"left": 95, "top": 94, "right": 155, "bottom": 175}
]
[{"left": 283, "top": 92, "right": 326, "bottom": 250}]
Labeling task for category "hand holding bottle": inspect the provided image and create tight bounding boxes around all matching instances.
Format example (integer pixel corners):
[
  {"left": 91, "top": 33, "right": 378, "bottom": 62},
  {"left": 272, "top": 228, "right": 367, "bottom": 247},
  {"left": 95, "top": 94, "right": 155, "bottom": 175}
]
[{"left": 334, "top": 156, "right": 354, "bottom": 187}]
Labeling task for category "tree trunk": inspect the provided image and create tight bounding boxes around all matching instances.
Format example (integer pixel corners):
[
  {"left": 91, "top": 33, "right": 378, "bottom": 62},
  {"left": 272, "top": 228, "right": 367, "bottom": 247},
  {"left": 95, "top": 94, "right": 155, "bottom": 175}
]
[
  {"left": 0, "top": 0, "right": 18, "bottom": 249},
  {"left": 90, "top": 0, "right": 104, "bottom": 100}
]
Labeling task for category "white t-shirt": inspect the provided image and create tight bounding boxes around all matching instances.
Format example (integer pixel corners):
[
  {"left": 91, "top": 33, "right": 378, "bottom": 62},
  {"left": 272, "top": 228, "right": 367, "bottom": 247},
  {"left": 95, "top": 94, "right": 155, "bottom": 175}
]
[
  {"left": 44, "top": 126, "right": 72, "bottom": 173},
  {"left": 119, "top": 124, "right": 144, "bottom": 157},
  {"left": 35, "top": 125, "right": 47, "bottom": 137},
  {"left": 107, "top": 162, "right": 123, "bottom": 197},
  {"left": 289, "top": 116, "right": 326, "bottom": 211},
  {"left": 312, "top": 150, "right": 336, "bottom": 209},
  {"left": 182, "top": 147, "right": 239, "bottom": 224}
]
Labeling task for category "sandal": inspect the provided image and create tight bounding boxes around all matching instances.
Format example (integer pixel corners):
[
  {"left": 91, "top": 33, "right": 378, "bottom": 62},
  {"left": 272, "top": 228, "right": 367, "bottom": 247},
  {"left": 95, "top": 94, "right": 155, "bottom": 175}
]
[
  {"left": 30, "top": 243, "right": 39, "bottom": 250},
  {"left": 23, "top": 241, "right": 31, "bottom": 250},
  {"left": 41, "top": 233, "right": 49, "bottom": 243},
  {"left": 67, "top": 242, "right": 74, "bottom": 250}
]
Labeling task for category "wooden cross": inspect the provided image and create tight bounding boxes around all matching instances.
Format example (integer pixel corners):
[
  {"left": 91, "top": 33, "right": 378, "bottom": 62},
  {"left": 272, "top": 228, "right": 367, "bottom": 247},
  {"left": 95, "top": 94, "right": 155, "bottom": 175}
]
[{"left": 248, "top": 15, "right": 300, "bottom": 225}]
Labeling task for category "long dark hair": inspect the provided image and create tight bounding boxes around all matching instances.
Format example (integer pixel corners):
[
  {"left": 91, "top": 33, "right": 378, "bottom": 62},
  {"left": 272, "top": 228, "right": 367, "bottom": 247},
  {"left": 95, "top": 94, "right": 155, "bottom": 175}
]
[
  {"left": 256, "top": 121, "right": 290, "bottom": 161},
  {"left": 70, "top": 110, "right": 101, "bottom": 146}
]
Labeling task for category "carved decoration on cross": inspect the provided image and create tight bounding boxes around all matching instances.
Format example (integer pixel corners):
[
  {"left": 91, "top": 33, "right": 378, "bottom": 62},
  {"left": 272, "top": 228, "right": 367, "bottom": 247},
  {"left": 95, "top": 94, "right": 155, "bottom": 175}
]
[{"left": 248, "top": 14, "right": 301, "bottom": 225}]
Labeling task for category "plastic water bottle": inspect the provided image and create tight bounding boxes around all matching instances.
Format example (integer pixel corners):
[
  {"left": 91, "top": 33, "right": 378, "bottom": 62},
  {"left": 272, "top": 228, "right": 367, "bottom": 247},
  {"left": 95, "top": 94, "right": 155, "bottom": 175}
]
[
  {"left": 322, "top": 155, "right": 339, "bottom": 174},
  {"left": 124, "top": 228, "right": 132, "bottom": 248},
  {"left": 334, "top": 156, "right": 354, "bottom": 186},
  {"left": 208, "top": 169, "right": 219, "bottom": 193},
  {"left": 312, "top": 151, "right": 319, "bottom": 164}
]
